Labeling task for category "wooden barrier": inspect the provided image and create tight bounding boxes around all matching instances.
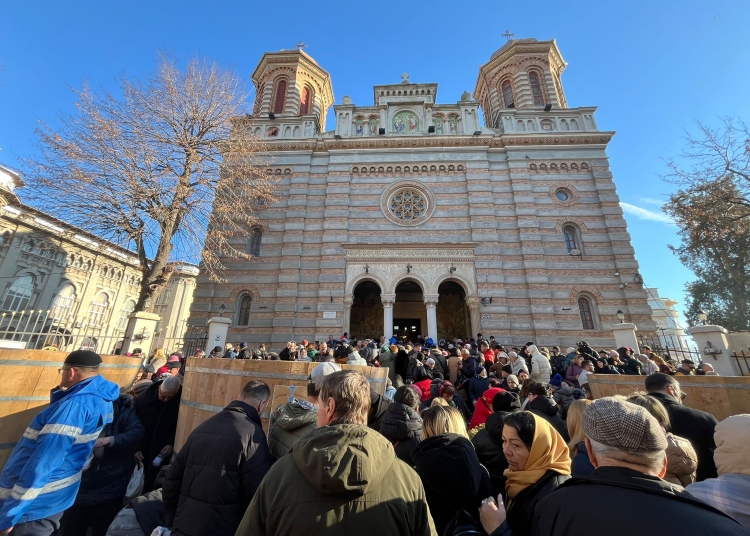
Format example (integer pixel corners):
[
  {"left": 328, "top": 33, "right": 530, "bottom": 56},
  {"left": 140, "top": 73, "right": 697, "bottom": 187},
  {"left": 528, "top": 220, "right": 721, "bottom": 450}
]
[
  {"left": 175, "top": 359, "right": 388, "bottom": 451},
  {"left": 0, "top": 350, "right": 142, "bottom": 469},
  {"left": 587, "top": 374, "right": 750, "bottom": 422}
]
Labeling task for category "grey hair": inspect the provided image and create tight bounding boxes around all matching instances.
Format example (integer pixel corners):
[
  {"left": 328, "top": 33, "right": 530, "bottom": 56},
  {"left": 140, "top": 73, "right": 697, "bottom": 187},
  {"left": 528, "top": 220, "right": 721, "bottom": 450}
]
[
  {"left": 161, "top": 374, "right": 182, "bottom": 393},
  {"left": 588, "top": 438, "right": 665, "bottom": 475},
  {"left": 461, "top": 348, "right": 471, "bottom": 356}
]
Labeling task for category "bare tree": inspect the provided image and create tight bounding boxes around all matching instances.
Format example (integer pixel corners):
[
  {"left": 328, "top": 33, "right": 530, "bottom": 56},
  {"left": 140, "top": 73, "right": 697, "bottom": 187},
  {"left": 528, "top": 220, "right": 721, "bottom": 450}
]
[
  {"left": 22, "top": 55, "right": 275, "bottom": 311},
  {"left": 663, "top": 117, "right": 750, "bottom": 218}
]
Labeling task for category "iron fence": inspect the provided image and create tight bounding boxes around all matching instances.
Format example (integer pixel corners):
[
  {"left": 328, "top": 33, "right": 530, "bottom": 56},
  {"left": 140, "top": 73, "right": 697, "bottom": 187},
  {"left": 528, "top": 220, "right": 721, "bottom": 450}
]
[
  {"left": 731, "top": 352, "right": 750, "bottom": 376},
  {"left": 0, "top": 309, "right": 128, "bottom": 354},
  {"left": 152, "top": 320, "right": 207, "bottom": 357},
  {"left": 637, "top": 334, "right": 701, "bottom": 365}
]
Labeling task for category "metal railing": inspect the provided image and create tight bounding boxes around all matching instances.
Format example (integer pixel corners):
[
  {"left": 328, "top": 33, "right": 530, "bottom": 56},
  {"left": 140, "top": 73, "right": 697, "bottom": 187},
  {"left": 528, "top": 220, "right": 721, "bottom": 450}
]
[
  {"left": 152, "top": 320, "right": 207, "bottom": 357},
  {"left": 0, "top": 309, "right": 128, "bottom": 354},
  {"left": 637, "top": 334, "right": 701, "bottom": 365},
  {"left": 731, "top": 351, "right": 750, "bottom": 376}
]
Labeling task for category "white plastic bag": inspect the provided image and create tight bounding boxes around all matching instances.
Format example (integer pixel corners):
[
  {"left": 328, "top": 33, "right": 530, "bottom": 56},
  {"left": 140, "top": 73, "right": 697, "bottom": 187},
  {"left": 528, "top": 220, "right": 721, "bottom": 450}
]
[
  {"left": 123, "top": 461, "right": 144, "bottom": 505},
  {"left": 151, "top": 528, "right": 171, "bottom": 536}
]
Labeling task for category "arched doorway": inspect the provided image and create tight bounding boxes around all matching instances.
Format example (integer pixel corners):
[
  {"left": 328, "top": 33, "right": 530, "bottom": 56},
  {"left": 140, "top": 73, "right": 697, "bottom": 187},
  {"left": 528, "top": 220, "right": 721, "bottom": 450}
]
[
  {"left": 393, "top": 280, "right": 425, "bottom": 343},
  {"left": 437, "top": 280, "right": 469, "bottom": 340},
  {"left": 349, "top": 280, "right": 382, "bottom": 339}
]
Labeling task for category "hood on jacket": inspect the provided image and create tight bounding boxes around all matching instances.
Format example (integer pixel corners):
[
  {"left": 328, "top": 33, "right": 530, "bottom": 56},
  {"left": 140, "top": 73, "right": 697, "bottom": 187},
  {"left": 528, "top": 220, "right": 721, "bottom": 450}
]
[
  {"left": 53, "top": 374, "right": 120, "bottom": 404},
  {"left": 715, "top": 414, "right": 750, "bottom": 476},
  {"left": 412, "top": 433, "right": 485, "bottom": 499},
  {"left": 379, "top": 402, "right": 422, "bottom": 442},
  {"left": 529, "top": 394, "right": 559, "bottom": 417},
  {"left": 272, "top": 399, "right": 317, "bottom": 431},
  {"left": 485, "top": 410, "right": 515, "bottom": 444},
  {"left": 293, "top": 424, "right": 394, "bottom": 497}
]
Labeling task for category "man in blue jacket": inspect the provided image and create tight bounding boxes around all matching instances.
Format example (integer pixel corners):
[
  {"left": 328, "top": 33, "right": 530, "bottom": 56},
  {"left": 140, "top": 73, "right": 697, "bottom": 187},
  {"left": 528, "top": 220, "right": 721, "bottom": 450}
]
[{"left": 0, "top": 350, "right": 120, "bottom": 536}]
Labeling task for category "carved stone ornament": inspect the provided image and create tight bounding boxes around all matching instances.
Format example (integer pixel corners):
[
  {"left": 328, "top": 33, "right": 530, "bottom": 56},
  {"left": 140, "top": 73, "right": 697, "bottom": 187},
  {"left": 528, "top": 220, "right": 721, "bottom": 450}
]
[
  {"left": 346, "top": 248, "right": 473, "bottom": 260},
  {"left": 343, "top": 295, "right": 354, "bottom": 308},
  {"left": 380, "top": 180, "right": 436, "bottom": 227},
  {"left": 423, "top": 294, "right": 440, "bottom": 307},
  {"left": 465, "top": 296, "right": 482, "bottom": 308},
  {"left": 381, "top": 294, "right": 396, "bottom": 306}
]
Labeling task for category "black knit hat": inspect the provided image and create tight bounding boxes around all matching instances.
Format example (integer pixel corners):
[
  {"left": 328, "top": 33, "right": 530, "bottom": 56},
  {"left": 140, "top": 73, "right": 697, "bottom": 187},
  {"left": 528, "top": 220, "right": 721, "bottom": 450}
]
[
  {"left": 64, "top": 350, "right": 102, "bottom": 368},
  {"left": 492, "top": 391, "right": 521, "bottom": 412}
]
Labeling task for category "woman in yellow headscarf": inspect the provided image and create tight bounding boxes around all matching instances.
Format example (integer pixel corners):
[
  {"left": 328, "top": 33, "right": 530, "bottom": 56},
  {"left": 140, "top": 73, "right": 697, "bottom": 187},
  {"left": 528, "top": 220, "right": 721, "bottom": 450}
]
[{"left": 479, "top": 411, "right": 571, "bottom": 536}]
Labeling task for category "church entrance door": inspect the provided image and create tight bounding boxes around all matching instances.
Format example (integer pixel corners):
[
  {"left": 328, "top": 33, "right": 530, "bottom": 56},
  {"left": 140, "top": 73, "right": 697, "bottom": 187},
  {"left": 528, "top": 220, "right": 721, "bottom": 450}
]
[
  {"left": 393, "top": 280, "right": 426, "bottom": 344},
  {"left": 393, "top": 318, "right": 422, "bottom": 343},
  {"left": 349, "top": 280, "right": 383, "bottom": 339},
  {"left": 436, "top": 280, "right": 470, "bottom": 340}
]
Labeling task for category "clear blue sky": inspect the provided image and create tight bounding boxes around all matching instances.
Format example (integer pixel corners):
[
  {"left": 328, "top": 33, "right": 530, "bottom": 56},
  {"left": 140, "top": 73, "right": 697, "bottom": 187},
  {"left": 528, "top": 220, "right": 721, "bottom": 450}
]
[{"left": 2, "top": 0, "right": 749, "bottom": 324}]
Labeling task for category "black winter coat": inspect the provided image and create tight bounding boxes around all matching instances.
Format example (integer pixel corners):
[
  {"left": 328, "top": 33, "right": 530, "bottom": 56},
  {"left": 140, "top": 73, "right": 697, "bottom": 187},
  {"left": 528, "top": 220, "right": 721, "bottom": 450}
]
[
  {"left": 367, "top": 391, "right": 392, "bottom": 431},
  {"left": 468, "top": 375, "right": 490, "bottom": 404},
  {"left": 648, "top": 392, "right": 718, "bottom": 481},
  {"left": 412, "top": 433, "right": 492, "bottom": 536},
  {"left": 134, "top": 380, "right": 182, "bottom": 463},
  {"left": 503, "top": 470, "right": 570, "bottom": 536},
  {"left": 378, "top": 402, "right": 422, "bottom": 465},
  {"left": 162, "top": 401, "right": 274, "bottom": 536},
  {"left": 74, "top": 394, "right": 144, "bottom": 505},
  {"left": 528, "top": 396, "right": 569, "bottom": 442},
  {"left": 530, "top": 466, "right": 749, "bottom": 536},
  {"left": 471, "top": 411, "right": 513, "bottom": 498},
  {"left": 395, "top": 350, "right": 409, "bottom": 379}
]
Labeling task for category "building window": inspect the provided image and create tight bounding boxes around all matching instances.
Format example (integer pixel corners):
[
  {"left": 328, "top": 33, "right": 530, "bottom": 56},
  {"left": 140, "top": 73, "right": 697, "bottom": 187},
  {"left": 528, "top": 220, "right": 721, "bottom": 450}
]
[
  {"left": 529, "top": 71, "right": 544, "bottom": 106},
  {"left": 555, "top": 188, "right": 572, "bottom": 202},
  {"left": 501, "top": 80, "right": 514, "bottom": 108},
  {"left": 156, "top": 289, "right": 171, "bottom": 306},
  {"left": 563, "top": 225, "right": 577, "bottom": 252},
  {"left": 87, "top": 293, "right": 110, "bottom": 327},
  {"left": 2, "top": 274, "right": 35, "bottom": 311},
  {"left": 51, "top": 283, "right": 76, "bottom": 320},
  {"left": 578, "top": 296, "right": 596, "bottom": 330},
  {"left": 273, "top": 80, "right": 287, "bottom": 114},
  {"left": 300, "top": 87, "right": 311, "bottom": 115},
  {"left": 237, "top": 294, "right": 252, "bottom": 326},
  {"left": 118, "top": 299, "right": 136, "bottom": 331},
  {"left": 247, "top": 228, "right": 262, "bottom": 256}
]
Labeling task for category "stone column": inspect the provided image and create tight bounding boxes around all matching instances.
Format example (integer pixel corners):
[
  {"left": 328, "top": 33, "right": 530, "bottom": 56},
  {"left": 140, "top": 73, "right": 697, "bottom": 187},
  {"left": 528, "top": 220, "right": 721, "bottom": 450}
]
[
  {"left": 424, "top": 294, "right": 439, "bottom": 343},
  {"left": 465, "top": 296, "right": 481, "bottom": 339},
  {"left": 381, "top": 294, "right": 396, "bottom": 339},
  {"left": 205, "top": 317, "right": 232, "bottom": 355},
  {"left": 612, "top": 323, "right": 639, "bottom": 353},
  {"left": 689, "top": 324, "right": 740, "bottom": 376},
  {"left": 343, "top": 294, "right": 353, "bottom": 335},
  {"left": 122, "top": 311, "right": 160, "bottom": 357}
]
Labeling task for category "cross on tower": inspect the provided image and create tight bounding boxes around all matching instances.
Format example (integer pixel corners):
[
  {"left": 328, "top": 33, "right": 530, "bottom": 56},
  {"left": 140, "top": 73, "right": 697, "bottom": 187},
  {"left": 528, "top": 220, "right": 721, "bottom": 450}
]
[
  {"left": 502, "top": 30, "right": 515, "bottom": 42},
  {"left": 401, "top": 72, "right": 410, "bottom": 84},
  {"left": 295, "top": 41, "right": 308, "bottom": 50}
]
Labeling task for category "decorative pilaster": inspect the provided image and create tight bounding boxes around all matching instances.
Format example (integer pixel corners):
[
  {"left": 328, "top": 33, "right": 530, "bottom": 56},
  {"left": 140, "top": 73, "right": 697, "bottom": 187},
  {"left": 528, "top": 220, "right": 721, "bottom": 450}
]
[
  {"left": 424, "top": 294, "right": 440, "bottom": 342},
  {"left": 465, "top": 296, "right": 482, "bottom": 340},
  {"left": 343, "top": 294, "right": 353, "bottom": 335},
  {"left": 381, "top": 294, "right": 396, "bottom": 338}
]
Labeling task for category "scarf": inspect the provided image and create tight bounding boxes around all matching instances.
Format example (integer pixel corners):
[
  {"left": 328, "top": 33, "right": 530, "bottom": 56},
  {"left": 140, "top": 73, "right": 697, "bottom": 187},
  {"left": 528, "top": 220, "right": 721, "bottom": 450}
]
[
  {"left": 469, "top": 387, "right": 505, "bottom": 431},
  {"left": 505, "top": 413, "right": 571, "bottom": 500}
]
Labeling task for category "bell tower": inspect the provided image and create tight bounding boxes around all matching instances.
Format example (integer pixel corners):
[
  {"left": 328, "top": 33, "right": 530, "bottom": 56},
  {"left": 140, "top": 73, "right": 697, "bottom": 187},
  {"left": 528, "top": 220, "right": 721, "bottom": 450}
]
[
  {"left": 474, "top": 38, "right": 567, "bottom": 128},
  {"left": 251, "top": 49, "right": 334, "bottom": 132}
]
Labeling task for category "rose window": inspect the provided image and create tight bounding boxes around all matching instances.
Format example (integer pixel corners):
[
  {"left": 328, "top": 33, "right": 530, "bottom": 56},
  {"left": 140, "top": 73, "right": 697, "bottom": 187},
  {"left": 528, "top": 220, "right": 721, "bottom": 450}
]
[
  {"left": 390, "top": 189, "right": 426, "bottom": 221},
  {"left": 381, "top": 181, "right": 436, "bottom": 226}
]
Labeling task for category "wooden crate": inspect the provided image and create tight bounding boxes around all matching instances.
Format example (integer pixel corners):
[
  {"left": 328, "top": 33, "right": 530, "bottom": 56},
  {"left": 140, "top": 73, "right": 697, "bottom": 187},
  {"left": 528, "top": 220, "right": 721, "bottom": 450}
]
[
  {"left": 175, "top": 359, "right": 388, "bottom": 450},
  {"left": 0, "top": 350, "right": 142, "bottom": 469},
  {"left": 587, "top": 374, "right": 750, "bottom": 421}
]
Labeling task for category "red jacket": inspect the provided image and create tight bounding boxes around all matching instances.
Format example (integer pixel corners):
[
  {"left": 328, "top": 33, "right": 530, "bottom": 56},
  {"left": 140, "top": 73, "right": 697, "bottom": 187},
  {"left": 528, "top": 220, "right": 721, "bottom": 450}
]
[
  {"left": 482, "top": 349, "right": 495, "bottom": 364},
  {"left": 413, "top": 379, "right": 434, "bottom": 402},
  {"left": 469, "top": 387, "right": 505, "bottom": 430}
]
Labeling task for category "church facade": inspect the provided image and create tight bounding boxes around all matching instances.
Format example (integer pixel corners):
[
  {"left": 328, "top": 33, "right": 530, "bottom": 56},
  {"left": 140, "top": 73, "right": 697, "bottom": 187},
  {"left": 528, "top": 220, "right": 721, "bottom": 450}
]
[{"left": 189, "top": 38, "right": 656, "bottom": 347}]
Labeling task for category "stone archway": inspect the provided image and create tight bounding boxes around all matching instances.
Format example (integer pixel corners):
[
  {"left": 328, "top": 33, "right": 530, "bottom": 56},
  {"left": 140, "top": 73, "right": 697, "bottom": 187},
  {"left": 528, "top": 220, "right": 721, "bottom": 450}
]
[
  {"left": 393, "top": 280, "right": 425, "bottom": 342},
  {"left": 349, "top": 280, "right": 383, "bottom": 339},
  {"left": 437, "top": 280, "right": 470, "bottom": 340}
]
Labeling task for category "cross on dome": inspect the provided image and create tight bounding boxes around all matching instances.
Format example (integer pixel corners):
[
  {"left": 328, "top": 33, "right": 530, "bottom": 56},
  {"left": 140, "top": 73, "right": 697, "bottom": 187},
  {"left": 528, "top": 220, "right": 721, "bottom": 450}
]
[
  {"left": 502, "top": 30, "right": 515, "bottom": 42},
  {"left": 401, "top": 73, "right": 410, "bottom": 84},
  {"left": 295, "top": 41, "right": 308, "bottom": 50}
]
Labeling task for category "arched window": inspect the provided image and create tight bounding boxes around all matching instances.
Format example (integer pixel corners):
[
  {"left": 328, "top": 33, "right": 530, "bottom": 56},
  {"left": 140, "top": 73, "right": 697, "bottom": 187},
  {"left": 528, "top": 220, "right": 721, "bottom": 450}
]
[
  {"left": 300, "top": 87, "right": 311, "bottom": 115},
  {"left": 87, "top": 293, "right": 110, "bottom": 327},
  {"left": 156, "top": 288, "right": 171, "bottom": 306},
  {"left": 578, "top": 296, "right": 596, "bottom": 330},
  {"left": 529, "top": 71, "right": 544, "bottom": 106},
  {"left": 273, "top": 80, "right": 287, "bottom": 114},
  {"left": 51, "top": 283, "right": 76, "bottom": 320},
  {"left": 118, "top": 299, "right": 136, "bottom": 331},
  {"left": 237, "top": 294, "right": 252, "bottom": 326},
  {"left": 2, "top": 274, "right": 35, "bottom": 311},
  {"left": 501, "top": 80, "right": 514, "bottom": 108},
  {"left": 247, "top": 228, "right": 262, "bottom": 256},
  {"left": 563, "top": 225, "right": 578, "bottom": 252}
]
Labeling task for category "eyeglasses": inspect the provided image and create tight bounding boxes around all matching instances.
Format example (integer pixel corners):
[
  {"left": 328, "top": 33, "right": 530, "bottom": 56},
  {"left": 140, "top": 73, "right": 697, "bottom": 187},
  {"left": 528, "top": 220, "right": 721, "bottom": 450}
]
[{"left": 57, "top": 367, "right": 71, "bottom": 374}]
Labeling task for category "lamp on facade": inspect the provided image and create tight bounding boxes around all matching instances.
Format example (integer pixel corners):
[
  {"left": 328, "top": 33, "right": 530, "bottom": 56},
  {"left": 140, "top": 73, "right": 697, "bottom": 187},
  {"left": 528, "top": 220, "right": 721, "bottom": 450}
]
[
  {"left": 219, "top": 303, "right": 226, "bottom": 317},
  {"left": 133, "top": 327, "right": 151, "bottom": 341},
  {"left": 406, "top": 264, "right": 412, "bottom": 273},
  {"left": 449, "top": 265, "right": 456, "bottom": 273},
  {"left": 365, "top": 264, "right": 369, "bottom": 274},
  {"left": 616, "top": 309, "right": 625, "bottom": 323},
  {"left": 697, "top": 309, "right": 708, "bottom": 325}
]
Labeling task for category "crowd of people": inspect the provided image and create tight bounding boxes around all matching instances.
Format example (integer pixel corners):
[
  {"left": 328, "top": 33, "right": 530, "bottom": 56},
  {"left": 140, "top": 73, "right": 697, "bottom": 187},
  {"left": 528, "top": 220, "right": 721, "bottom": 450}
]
[{"left": 0, "top": 334, "right": 747, "bottom": 536}]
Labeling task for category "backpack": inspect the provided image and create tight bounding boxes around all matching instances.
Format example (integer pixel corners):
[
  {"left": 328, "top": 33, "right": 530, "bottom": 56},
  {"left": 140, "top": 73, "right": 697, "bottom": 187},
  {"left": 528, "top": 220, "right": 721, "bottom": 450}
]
[{"left": 443, "top": 508, "right": 485, "bottom": 536}]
